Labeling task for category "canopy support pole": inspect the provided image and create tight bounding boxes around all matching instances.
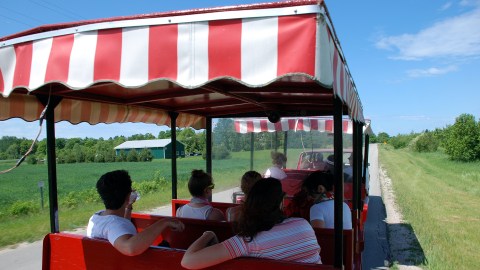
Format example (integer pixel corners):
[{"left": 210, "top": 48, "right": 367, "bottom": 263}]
[
  {"left": 250, "top": 133, "right": 254, "bottom": 171},
  {"left": 283, "top": 131, "right": 288, "bottom": 157},
  {"left": 38, "top": 95, "right": 62, "bottom": 233},
  {"left": 363, "top": 134, "right": 370, "bottom": 189},
  {"left": 352, "top": 121, "right": 363, "bottom": 268},
  {"left": 333, "top": 96, "right": 344, "bottom": 268},
  {"left": 206, "top": 117, "right": 212, "bottom": 175},
  {"left": 169, "top": 111, "right": 178, "bottom": 200}
]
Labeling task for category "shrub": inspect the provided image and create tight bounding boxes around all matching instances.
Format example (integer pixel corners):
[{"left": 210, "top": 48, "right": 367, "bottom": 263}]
[
  {"left": 26, "top": 155, "right": 37, "bottom": 165},
  {"left": 212, "top": 145, "right": 231, "bottom": 160},
  {"left": 9, "top": 201, "right": 39, "bottom": 216},
  {"left": 443, "top": 114, "right": 480, "bottom": 161},
  {"left": 389, "top": 133, "right": 417, "bottom": 149},
  {"left": 60, "top": 192, "right": 80, "bottom": 209},
  {"left": 139, "top": 148, "right": 154, "bottom": 162},
  {"left": 411, "top": 132, "right": 439, "bottom": 152},
  {"left": 127, "top": 149, "right": 138, "bottom": 162}
]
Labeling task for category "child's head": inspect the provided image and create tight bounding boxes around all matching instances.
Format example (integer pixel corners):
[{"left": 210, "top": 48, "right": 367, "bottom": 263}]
[{"left": 188, "top": 169, "right": 214, "bottom": 197}]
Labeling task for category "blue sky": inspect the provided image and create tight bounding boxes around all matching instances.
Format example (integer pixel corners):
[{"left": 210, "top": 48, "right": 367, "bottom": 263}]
[{"left": 0, "top": 0, "right": 479, "bottom": 139}]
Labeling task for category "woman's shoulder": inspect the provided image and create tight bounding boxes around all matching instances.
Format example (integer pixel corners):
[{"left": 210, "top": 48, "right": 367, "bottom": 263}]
[{"left": 282, "top": 217, "right": 311, "bottom": 226}]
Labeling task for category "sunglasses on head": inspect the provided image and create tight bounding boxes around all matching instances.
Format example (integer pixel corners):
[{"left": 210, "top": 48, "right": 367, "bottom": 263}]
[{"left": 207, "top": 183, "right": 215, "bottom": 189}]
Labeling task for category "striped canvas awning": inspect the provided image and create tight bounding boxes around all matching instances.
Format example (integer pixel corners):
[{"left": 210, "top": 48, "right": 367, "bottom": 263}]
[
  {"left": 0, "top": 0, "right": 365, "bottom": 128},
  {"left": 234, "top": 117, "right": 372, "bottom": 134}
]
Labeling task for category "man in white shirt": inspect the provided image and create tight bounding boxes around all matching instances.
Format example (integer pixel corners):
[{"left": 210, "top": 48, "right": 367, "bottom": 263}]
[{"left": 87, "top": 170, "right": 184, "bottom": 256}]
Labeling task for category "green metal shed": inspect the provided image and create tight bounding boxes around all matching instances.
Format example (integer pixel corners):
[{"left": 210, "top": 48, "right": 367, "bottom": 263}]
[{"left": 114, "top": 139, "right": 185, "bottom": 159}]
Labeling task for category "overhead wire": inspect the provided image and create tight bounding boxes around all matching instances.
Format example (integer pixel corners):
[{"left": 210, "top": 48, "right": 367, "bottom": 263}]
[{"left": 0, "top": 92, "right": 51, "bottom": 174}]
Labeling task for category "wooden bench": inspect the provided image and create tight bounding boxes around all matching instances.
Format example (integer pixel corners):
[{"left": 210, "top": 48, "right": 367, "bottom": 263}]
[
  {"left": 131, "top": 213, "right": 354, "bottom": 269},
  {"left": 42, "top": 233, "right": 337, "bottom": 269}
]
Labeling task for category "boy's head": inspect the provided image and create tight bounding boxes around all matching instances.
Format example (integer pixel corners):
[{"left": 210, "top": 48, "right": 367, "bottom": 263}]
[{"left": 96, "top": 170, "right": 132, "bottom": 210}]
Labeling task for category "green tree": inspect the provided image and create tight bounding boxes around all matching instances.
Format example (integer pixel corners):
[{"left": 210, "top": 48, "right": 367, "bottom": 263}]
[
  {"left": 444, "top": 114, "right": 480, "bottom": 161},
  {"left": 73, "top": 144, "right": 85, "bottom": 163},
  {"left": 6, "top": 143, "right": 20, "bottom": 159},
  {"left": 158, "top": 130, "right": 171, "bottom": 139},
  {"left": 115, "top": 150, "right": 127, "bottom": 162},
  {"left": 376, "top": 132, "right": 390, "bottom": 144},
  {"left": 127, "top": 149, "right": 139, "bottom": 162},
  {"left": 139, "top": 148, "right": 154, "bottom": 161},
  {"left": 213, "top": 119, "right": 236, "bottom": 151},
  {"left": 412, "top": 132, "right": 439, "bottom": 152}
]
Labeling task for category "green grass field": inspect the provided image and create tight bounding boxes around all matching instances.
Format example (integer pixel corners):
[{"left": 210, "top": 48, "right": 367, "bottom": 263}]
[
  {"left": 379, "top": 145, "right": 480, "bottom": 270},
  {"left": 0, "top": 148, "right": 305, "bottom": 248}
]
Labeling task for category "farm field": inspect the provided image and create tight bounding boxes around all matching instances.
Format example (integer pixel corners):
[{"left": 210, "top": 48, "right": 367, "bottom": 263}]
[
  {"left": 379, "top": 145, "right": 480, "bottom": 270},
  {"left": 0, "top": 149, "right": 304, "bottom": 248}
]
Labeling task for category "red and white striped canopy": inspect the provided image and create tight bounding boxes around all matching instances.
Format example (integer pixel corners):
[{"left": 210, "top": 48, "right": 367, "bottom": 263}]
[
  {"left": 234, "top": 117, "right": 372, "bottom": 134},
  {"left": 0, "top": 0, "right": 365, "bottom": 128},
  {"left": 234, "top": 117, "right": 350, "bottom": 133}
]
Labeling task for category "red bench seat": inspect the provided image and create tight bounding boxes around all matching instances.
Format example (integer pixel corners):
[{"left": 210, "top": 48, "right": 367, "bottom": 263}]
[{"left": 42, "top": 233, "right": 337, "bottom": 270}]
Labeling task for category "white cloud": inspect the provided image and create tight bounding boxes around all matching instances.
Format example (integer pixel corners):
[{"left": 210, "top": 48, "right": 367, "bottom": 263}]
[
  {"left": 440, "top": 2, "right": 452, "bottom": 11},
  {"left": 375, "top": 6, "right": 480, "bottom": 60},
  {"left": 406, "top": 65, "right": 458, "bottom": 77}
]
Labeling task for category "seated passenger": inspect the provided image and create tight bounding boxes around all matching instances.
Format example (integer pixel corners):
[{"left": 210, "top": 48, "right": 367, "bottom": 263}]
[
  {"left": 303, "top": 171, "right": 352, "bottom": 229},
  {"left": 343, "top": 154, "right": 353, "bottom": 178},
  {"left": 264, "top": 152, "right": 288, "bottom": 180},
  {"left": 325, "top": 154, "right": 352, "bottom": 182},
  {"left": 176, "top": 169, "right": 225, "bottom": 221},
  {"left": 283, "top": 175, "right": 315, "bottom": 220},
  {"left": 312, "top": 153, "right": 326, "bottom": 171},
  {"left": 87, "top": 170, "right": 184, "bottom": 256},
  {"left": 181, "top": 178, "right": 321, "bottom": 269},
  {"left": 226, "top": 171, "right": 262, "bottom": 222},
  {"left": 300, "top": 153, "right": 313, "bottom": 169}
]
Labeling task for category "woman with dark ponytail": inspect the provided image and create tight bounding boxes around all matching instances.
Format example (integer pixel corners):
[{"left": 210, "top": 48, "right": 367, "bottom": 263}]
[{"left": 181, "top": 178, "right": 321, "bottom": 269}]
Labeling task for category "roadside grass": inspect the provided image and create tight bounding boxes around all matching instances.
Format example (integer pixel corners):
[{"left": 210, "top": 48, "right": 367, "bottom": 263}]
[
  {"left": 379, "top": 145, "right": 480, "bottom": 270},
  {"left": 0, "top": 148, "right": 304, "bottom": 248}
]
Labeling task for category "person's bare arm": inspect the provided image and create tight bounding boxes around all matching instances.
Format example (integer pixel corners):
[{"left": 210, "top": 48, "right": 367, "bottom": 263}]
[
  {"left": 181, "top": 231, "right": 231, "bottom": 269},
  {"left": 207, "top": 208, "right": 226, "bottom": 221},
  {"left": 113, "top": 218, "right": 184, "bottom": 256},
  {"left": 310, "top": 219, "right": 325, "bottom": 228}
]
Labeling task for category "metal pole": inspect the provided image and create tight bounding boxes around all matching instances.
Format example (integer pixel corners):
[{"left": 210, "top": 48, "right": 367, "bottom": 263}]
[
  {"left": 356, "top": 123, "right": 364, "bottom": 210},
  {"left": 206, "top": 117, "right": 212, "bottom": 175},
  {"left": 363, "top": 134, "right": 370, "bottom": 188},
  {"left": 250, "top": 133, "right": 254, "bottom": 171},
  {"left": 333, "top": 96, "right": 344, "bottom": 268},
  {"left": 283, "top": 131, "right": 288, "bottom": 157},
  {"left": 169, "top": 111, "right": 178, "bottom": 200},
  {"left": 352, "top": 123, "right": 358, "bottom": 212},
  {"left": 38, "top": 181, "right": 45, "bottom": 209}
]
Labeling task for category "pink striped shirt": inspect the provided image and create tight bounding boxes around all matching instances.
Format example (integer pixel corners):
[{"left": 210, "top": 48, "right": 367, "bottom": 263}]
[{"left": 222, "top": 217, "right": 321, "bottom": 264}]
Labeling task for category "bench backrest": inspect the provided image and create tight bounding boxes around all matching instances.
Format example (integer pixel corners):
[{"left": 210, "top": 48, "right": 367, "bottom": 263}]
[
  {"left": 43, "top": 233, "right": 336, "bottom": 270},
  {"left": 314, "top": 229, "right": 354, "bottom": 270},
  {"left": 131, "top": 213, "right": 235, "bottom": 249},
  {"left": 132, "top": 213, "right": 353, "bottom": 269},
  {"left": 171, "top": 199, "right": 237, "bottom": 217}
]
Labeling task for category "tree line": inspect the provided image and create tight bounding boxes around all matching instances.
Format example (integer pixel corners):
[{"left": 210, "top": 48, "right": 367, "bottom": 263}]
[
  {"left": 370, "top": 113, "right": 480, "bottom": 162},
  {"left": 3, "top": 114, "right": 477, "bottom": 163},
  {"left": 0, "top": 128, "right": 207, "bottom": 164},
  {"left": 1, "top": 118, "right": 354, "bottom": 163}
]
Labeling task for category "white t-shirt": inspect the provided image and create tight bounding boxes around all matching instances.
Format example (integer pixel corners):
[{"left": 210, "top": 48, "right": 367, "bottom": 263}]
[
  {"left": 264, "top": 166, "right": 287, "bottom": 180},
  {"left": 176, "top": 204, "right": 213, "bottom": 220},
  {"left": 87, "top": 210, "right": 137, "bottom": 245},
  {"left": 310, "top": 200, "right": 352, "bottom": 229}
]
